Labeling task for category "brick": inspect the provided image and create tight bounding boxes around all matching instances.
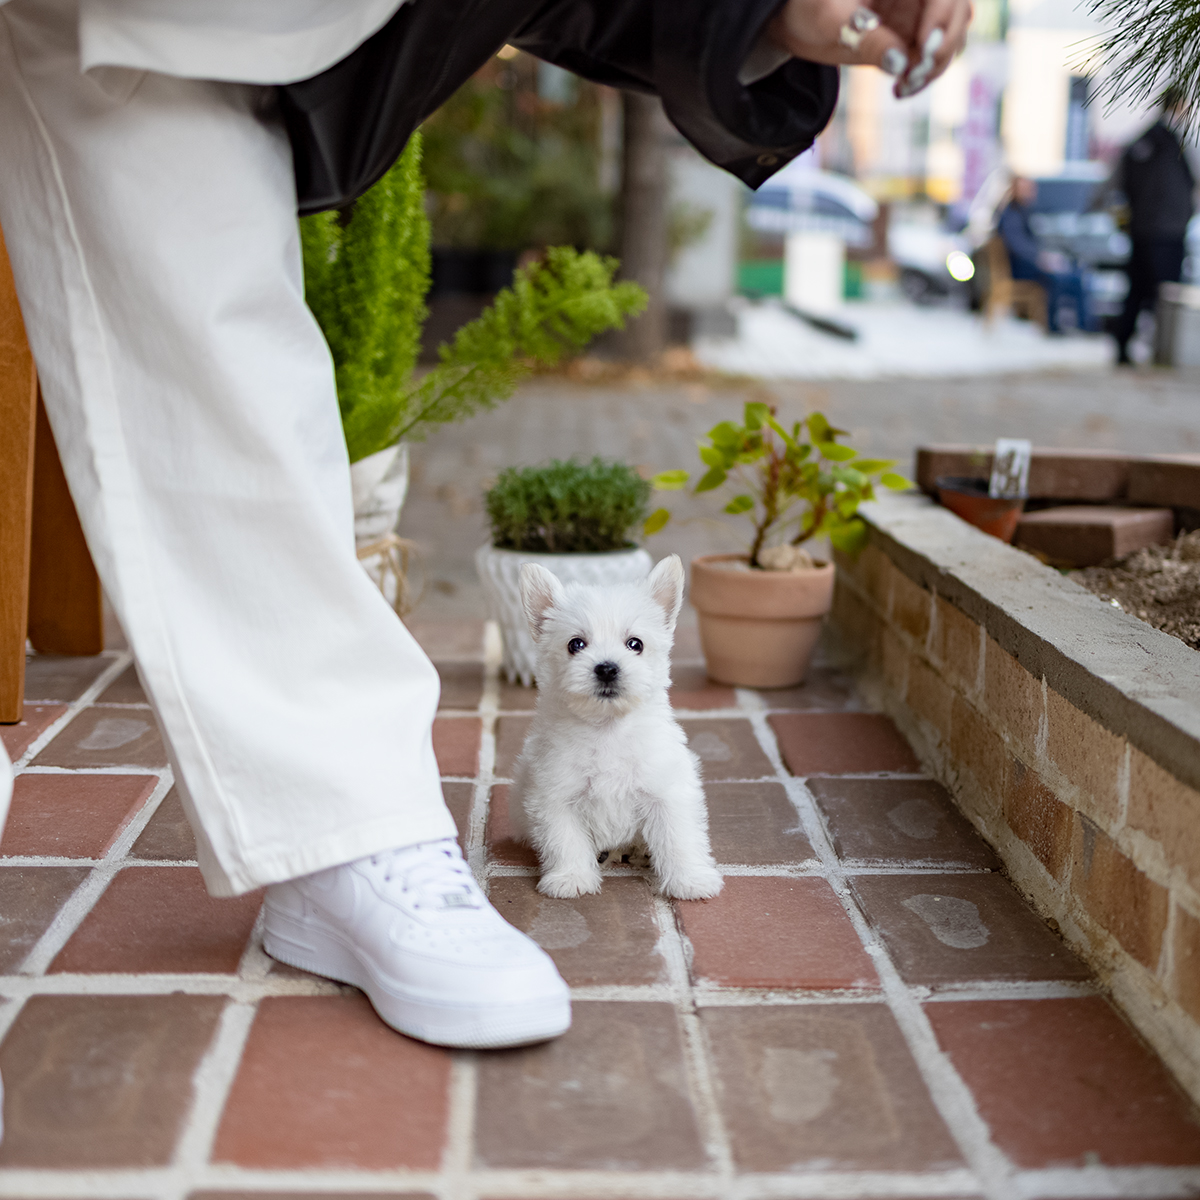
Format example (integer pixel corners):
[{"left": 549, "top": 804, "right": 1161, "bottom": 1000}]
[
  {"left": 770, "top": 712, "right": 920, "bottom": 776},
  {"left": 755, "top": 664, "right": 859, "bottom": 712},
  {"left": 850, "top": 542, "right": 892, "bottom": 611},
  {"left": 681, "top": 719, "right": 774, "bottom": 780},
  {"left": 669, "top": 664, "right": 736, "bottom": 711},
  {"left": 493, "top": 715, "right": 532, "bottom": 778},
  {"left": 431, "top": 716, "right": 480, "bottom": 777},
  {"left": 474, "top": 1002, "right": 706, "bottom": 1170},
  {"left": 1071, "top": 817, "right": 1170, "bottom": 971},
  {"left": 905, "top": 654, "right": 953, "bottom": 738},
  {"left": 0, "top": 994, "right": 224, "bottom": 1166},
  {"left": 1, "top": 773, "right": 154, "bottom": 858},
  {"left": 889, "top": 568, "right": 931, "bottom": 644},
  {"left": 96, "top": 663, "right": 148, "bottom": 705},
  {"left": 212, "top": 995, "right": 451, "bottom": 1169},
  {"left": 829, "top": 576, "right": 876, "bottom": 658},
  {"left": 880, "top": 626, "right": 910, "bottom": 697},
  {"left": 852, "top": 873, "right": 1090, "bottom": 987},
  {"left": 809, "top": 777, "right": 997, "bottom": 868},
  {"left": 678, "top": 876, "right": 878, "bottom": 989},
  {"left": 32, "top": 706, "right": 166, "bottom": 768},
  {"left": 485, "top": 784, "right": 537, "bottom": 867},
  {"left": 405, "top": 617, "right": 485, "bottom": 661},
  {"left": 1002, "top": 756, "right": 1075, "bottom": 880},
  {"left": 927, "top": 997, "right": 1200, "bottom": 1166},
  {"left": 949, "top": 694, "right": 1006, "bottom": 808},
  {"left": 705, "top": 781, "right": 814, "bottom": 865},
  {"left": 0, "top": 704, "right": 66, "bottom": 759},
  {"left": 1042, "top": 689, "right": 1123, "bottom": 827},
  {"left": 1169, "top": 903, "right": 1200, "bottom": 1023},
  {"left": 982, "top": 637, "right": 1042, "bottom": 759},
  {"left": 1016, "top": 506, "right": 1174, "bottom": 567},
  {"left": 0, "top": 866, "right": 90, "bottom": 970},
  {"left": 51, "top": 867, "right": 262, "bottom": 974},
  {"left": 129, "top": 787, "right": 198, "bottom": 860},
  {"left": 1128, "top": 747, "right": 1200, "bottom": 891},
  {"left": 434, "top": 661, "right": 484, "bottom": 710},
  {"left": 23, "top": 653, "right": 109, "bottom": 702},
  {"left": 489, "top": 875, "right": 666, "bottom": 985},
  {"left": 702, "top": 1005, "right": 962, "bottom": 1171},
  {"left": 1128, "top": 456, "right": 1200, "bottom": 508},
  {"left": 496, "top": 677, "right": 539, "bottom": 711},
  {"left": 442, "top": 781, "right": 473, "bottom": 853},
  {"left": 930, "top": 595, "right": 980, "bottom": 693}
]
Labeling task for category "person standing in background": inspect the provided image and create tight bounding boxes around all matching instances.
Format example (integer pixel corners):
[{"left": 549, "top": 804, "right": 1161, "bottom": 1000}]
[{"left": 1110, "top": 86, "right": 1196, "bottom": 365}]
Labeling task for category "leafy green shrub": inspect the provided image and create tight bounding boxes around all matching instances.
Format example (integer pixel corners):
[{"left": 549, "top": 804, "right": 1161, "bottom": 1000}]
[
  {"left": 486, "top": 458, "right": 652, "bottom": 553},
  {"left": 301, "top": 133, "right": 646, "bottom": 464}
]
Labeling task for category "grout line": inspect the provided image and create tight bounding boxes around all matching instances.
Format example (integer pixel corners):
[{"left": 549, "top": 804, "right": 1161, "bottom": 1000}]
[
  {"left": 743, "top": 707, "right": 1017, "bottom": 1200},
  {"left": 16, "top": 770, "right": 173, "bottom": 976},
  {"left": 440, "top": 1053, "right": 479, "bottom": 1200},
  {"left": 16, "top": 764, "right": 165, "bottom": 776},
  {"left": 13, "top": 652, "right": 134, "bottom": 770}
]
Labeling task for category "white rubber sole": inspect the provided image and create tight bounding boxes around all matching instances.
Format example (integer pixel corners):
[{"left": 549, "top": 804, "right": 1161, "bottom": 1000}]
[{"left": 262, "top": 900, "right": 571, "bottom": 1050}]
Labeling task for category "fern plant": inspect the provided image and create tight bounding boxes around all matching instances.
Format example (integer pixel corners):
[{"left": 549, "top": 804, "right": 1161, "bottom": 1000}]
[{"left": 301, "top": 132, "right": 646, "bottom": 464}]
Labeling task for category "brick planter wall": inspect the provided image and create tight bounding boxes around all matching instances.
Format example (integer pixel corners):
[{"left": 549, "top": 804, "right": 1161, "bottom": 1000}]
[{"left": 832, "top": 494, "right": 1200, "bottom": 1104}]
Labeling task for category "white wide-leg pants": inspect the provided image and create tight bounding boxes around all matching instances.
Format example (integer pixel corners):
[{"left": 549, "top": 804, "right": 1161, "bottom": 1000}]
[{"left": 0, "top": 0, "right": 456, "bottom": 896}]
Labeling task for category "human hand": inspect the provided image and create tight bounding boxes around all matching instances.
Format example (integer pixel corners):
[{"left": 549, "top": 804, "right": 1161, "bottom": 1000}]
[{"left": 767, "top": 0, "right": 973, "bottom": 98}]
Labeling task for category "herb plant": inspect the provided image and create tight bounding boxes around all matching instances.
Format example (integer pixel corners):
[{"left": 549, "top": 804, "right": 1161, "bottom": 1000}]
[
  {"left": 301, "top": 133, "right": 646, "bottom": 464},
  {"left": 647, "top": 401, "right": 910, "bottom": 565},
  {"left": 486, "top": 458, "right": 652, "bottom": 553}
]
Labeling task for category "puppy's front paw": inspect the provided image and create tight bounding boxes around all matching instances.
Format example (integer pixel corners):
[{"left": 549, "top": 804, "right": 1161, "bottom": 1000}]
[
  {"left": 538, "top": 869, "right": 603, "bottom": 898},
  {"left": 660, "top": 868, "right": 724, "bottom": 900}
]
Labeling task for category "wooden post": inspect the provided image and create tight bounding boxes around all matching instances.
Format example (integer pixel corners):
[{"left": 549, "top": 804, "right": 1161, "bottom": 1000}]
[{"left": 0, "top": 226, "right": 37, "bottom": 723}]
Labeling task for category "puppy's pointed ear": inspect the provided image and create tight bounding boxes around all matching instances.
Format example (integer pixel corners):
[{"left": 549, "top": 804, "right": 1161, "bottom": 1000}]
[
  {"left": 520, "top": 563, "right": 565, "bottom": 642},
  {"left": 646, "top": 554, "right": 685, "bottom": 630}
]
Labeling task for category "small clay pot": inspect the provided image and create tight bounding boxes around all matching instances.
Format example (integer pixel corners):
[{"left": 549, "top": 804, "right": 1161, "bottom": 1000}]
[
  {"left": 935, "top": 476, "right": 1025, "bottom": 543},
  {"left": 689, "top": 554, "right": 835, "bottom": 689}
]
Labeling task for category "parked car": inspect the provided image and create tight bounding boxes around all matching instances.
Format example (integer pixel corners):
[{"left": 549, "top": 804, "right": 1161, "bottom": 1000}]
[
  {"left": 887, "top": 208, "right": 976, "bottom": 304},
  {"left": 745, "top": 165, "right": 877, "bottom": 249}
]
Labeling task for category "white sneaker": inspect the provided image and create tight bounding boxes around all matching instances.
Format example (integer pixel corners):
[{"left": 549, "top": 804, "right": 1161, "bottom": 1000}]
[{"left": 262, "top": 838, "right": 570, "bottom": 1048}]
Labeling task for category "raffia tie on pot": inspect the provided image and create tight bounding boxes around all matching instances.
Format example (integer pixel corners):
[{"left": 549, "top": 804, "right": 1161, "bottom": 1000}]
[{"left": 357, "top": 534, "right": 423, "bottom": 618}]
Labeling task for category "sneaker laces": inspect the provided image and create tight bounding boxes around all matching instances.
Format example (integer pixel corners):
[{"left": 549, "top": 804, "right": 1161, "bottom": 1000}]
[{"left": 368, "top": 838, "right": 483, "bottom": 912}]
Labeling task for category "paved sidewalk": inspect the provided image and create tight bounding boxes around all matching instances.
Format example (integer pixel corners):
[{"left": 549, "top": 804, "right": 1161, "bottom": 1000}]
[{"left": 3, "top": 618, "right": 1200, "bottom": 1200}]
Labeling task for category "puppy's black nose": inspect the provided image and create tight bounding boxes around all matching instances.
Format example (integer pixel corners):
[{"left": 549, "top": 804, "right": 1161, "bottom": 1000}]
[{"left": 594, "top": 661, "right": 620, "bottom": 684}]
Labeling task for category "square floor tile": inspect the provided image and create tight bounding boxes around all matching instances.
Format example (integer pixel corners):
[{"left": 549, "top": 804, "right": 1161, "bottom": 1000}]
[
  {"left": 927, "top": 998, "right": 1200, "bottom": 1166},
  {"left": 669, "top": 665, "right": 736, "bottom": 711},
  {"left": 128, "top": 788, "right": 197, "bottom": 860},
  {"left": 706, "top": 782, "right": 814, "bottom": 866},
  {"left": 702, "top": 1004, "right": 963, "bottom": 1171},
  {"left": 770, "top": 712, "right": 920, "bottom": 776},
  {"left": 810, "top": 778, "right": 998, "bottom": 868},
  {"left": 494, "top": 715, "right": 532, "bottom": 778},
  {"left": 678, "top": 876, "right": 877, "bottom": 989},
  {"left": 0, "top": 994, "right": 224, "bottom": 1167},
  {"left": 50, "top": 867, "right": 262, "bottom": 974},
  {"left": 407, "top": 618, "right": 485, "bottom": 662},
  {"left": 432, "top": 717, "right": 480, "bottom": 777},
  {"left": 1, "top": 773, "right": 155, "bottom": 858},
  {"left": 485, "top": 785, "right": 538, "bottom": 867},
  {"left": 435, "top": 661, "right": 484, "bottom": 710},
  {"left": 212, "top": 995, "right": 451, "bottom": 1169},
  {"left": 489, "top": 875, "right": 666, "bottom": 985},
  {"left": 852, "top": 873, "right": 1091, "bottom": 987},
  {"left": 32, "top": 707, "right": 166, "bottom": 769},
  {"left": 474, "top": 1002, "right": 706, "bottom": 1170},
  {"left": 1, "top": 704, "right": 67, "bottom": 760},
  {"left": 755, "top": 666, "right": 860, "bottom": 712},
  {"left": 497, "top": 679, "right": 538, "bottom": 712},
  {"left": 0, "top": 866, "right": 90, "bottom": 970},
  {"left": 442, "top": 781, "right": 474, "bottom": 852},
  {"left": 681, "top": 719, "right": 774, "bottom": 781},
  {"left": 23, "top": 654, "right": 110, "bottom": 702},
  {"left": 95, "top": 663, "right": 148, "bottom": 705}
]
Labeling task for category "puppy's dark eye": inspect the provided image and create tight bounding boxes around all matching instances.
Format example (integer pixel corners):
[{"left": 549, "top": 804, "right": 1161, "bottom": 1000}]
[
  {"left": 567, "top": 637, "right": 587, "bottom": 655},
  {"left": 626, "top": 637, "right": 644, "bottom": 654}
]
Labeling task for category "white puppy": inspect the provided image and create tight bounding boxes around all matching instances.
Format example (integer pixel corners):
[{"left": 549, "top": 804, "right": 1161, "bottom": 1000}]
[{"left": 509, "top": 555, "right": 724, "bottom": 900}]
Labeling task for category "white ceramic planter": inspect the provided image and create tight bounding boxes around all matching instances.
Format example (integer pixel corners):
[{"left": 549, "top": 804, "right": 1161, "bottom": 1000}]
[
  {"left": 351, "top": 443, "right": 411, "bottom": 610},
  {"left": 475, "top": 543, "right": 654, "bottom": 685}
]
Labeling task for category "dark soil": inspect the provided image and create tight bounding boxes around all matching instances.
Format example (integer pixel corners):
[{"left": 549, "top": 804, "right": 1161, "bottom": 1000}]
[{"left": 1073, "top": 530, "right": 1200, "bottom": 652}]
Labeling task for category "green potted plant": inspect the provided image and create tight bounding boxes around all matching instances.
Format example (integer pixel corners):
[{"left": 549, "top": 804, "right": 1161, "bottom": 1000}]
[
  {"left": 477, "top": 458, "right": 654, "bottom": 684},
  {"left": 650, "top": 401, "right": 910, "bottom": 687},
  {"left": 301, "top": 132, "right": 645, "bottom": 606}
]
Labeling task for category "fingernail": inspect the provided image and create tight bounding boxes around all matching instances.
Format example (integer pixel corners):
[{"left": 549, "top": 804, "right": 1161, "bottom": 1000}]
[
  {"left": 881, "top": 48, "right": 907, "bottom": 76},
  {"left": 923, "top": 26, "right": 944, "bottom": 56}
]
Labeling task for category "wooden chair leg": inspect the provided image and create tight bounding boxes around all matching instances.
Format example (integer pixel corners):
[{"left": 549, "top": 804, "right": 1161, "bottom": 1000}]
[
  {"left": 28, "top": 390, "right": 104, "bottom": 656},
  {"left": 0, "top": 226, "right": 37, "bottom": 724}
]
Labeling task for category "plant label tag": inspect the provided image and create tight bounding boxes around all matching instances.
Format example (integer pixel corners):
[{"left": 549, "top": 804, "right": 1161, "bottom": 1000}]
[{"left": 989, "top": 438, "right": 1031, "bottom": 500}]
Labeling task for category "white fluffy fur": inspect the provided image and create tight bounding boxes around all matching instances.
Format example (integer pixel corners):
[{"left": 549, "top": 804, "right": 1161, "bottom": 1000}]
[{"left": 508, "top": 555, "right": 723, "bottom": 900}]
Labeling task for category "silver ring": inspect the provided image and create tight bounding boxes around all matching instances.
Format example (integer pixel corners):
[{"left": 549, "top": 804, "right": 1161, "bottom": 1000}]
[{"left": 838, "top": 6, "right": 880, "bottom": 49}]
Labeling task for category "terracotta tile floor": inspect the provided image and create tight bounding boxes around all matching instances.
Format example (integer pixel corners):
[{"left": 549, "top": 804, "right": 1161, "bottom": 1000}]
[{"left": 4, "top": 632, "right": 1200, "bottom": 1200}]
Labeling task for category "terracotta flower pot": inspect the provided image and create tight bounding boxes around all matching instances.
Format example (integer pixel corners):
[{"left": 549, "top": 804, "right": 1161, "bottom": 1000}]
[
  {"left": 689, "top": 554, "right": 836, "bottom": 689},
  {"left": 936, "top": 475, "right": 1024, "bottom": 543}
]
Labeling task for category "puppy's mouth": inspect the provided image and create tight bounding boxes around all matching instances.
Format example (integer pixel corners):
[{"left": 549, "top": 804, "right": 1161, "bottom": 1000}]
[{"left": 593, "top": 683, "right": 622, "bottom": 701}]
